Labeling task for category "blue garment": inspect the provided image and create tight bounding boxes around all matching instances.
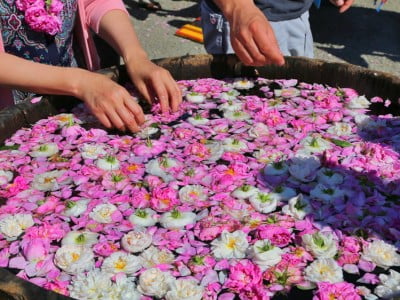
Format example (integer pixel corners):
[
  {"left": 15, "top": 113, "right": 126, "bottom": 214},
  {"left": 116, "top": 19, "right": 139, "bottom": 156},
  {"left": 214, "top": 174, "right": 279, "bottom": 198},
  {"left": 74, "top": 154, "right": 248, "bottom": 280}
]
[
  {"left": 0, "top": 0, "right": 78, "bottom": 103},
  {"left": 203, "top": 0, "right": 314, "bottom": 22}
]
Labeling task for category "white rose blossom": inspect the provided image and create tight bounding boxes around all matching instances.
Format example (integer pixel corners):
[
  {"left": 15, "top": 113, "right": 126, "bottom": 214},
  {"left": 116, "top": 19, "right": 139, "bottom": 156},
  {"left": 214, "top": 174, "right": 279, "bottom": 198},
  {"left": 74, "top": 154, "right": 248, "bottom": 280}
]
[
  {"left": 218, "top": 100, "right": 243, "bottom": 112},
  {"left": 310, "top": 183, "right": 345, "bottom": 203},
  {"left": 0, "top": 170, "right": 13, "bottom": 185},
  {"left": 80, "top": 143, "right": 107, "bottom": 160},
  {"left": 248, "top": 239, "right": 284, "bottom": 271},
  {"left": 272, "top": 185, "right": 297, "bottom": 202},
  {"left": 232, "top": 78, "right": 255, "bottom": 90},
  {"left": 96, "top": 155, "right": 120, "bottom": 171},
  {"left": 222, "top": 138, "right": 248, "bottom": 152},
  {"left": 54, "top": 244, "right": 94, "bottom": 274},
  {"left": 160, "top": 210, "right": 196, "bottom": 229},
  {"left": 122, "top": 229, "right": 152, "bottom": 253},
  {"left": 211, "top": 230, "right": 249, "bottom": 259},
  {"left": 204, "top": 142, "right": 224, "bottom": 163},
  {"left": 223, "top": 110, "right": 251, "bottom": 121},
  {"left": 362, "top": 239, "right": 400, "bottom": 269},
  {"left": 288, "top": 155, "right": 321, "bottom": 182},
  {"left": 101, "top": 251, "right": 142, "bottom": 275},
  {"left": 63, "top": 199, "right": 89, "bottom": 217},
  {"left": 186, "top": 91, "right": 206, "bottom": 103},
  {"left": 282, "top": 194, "right": 312, "bottom": 220},
  {"left": 263, "top": 161, "right": 289, "bottom": 176},
  {"left": 249, "top": 191, "right": 279, "bottom": 214},
  {"left": 219, "top": 89, "right": 240, "bottom": 101},
  {"left": 68, "top": 269, "right": 113, "bottom": 300},
  {"left": 140, "top": 246, "right": 175, "bottom": 268},
  {"left": 0, "top": 214, "right": 34, "bottom": 240},
  {"left": 188, "top": 115, "right": 209, "bottom": 126},
  {"left": 302, "top": 231, "right": 338, "bottom": 258},
  {"left": 346, "top": 95, "right": 371, "bottom": 109},
  {"left": 374, "top": 269, "right": 400, "bottom": 298},
  {"left": 89, "top": 203, "right": 118, "bottom": 224},
  {"left": 166, "top": 279, "right": 204, "bottom": 300},
  {"left": 61, "top": 231, "right": 99, "bottom": 247},
  {"left": 327, "top": 122, "right": 353, "bottom": 136},
  {"left": 299, "top": 136, "right": 331, "bottom": 154},
  {"left": 138, "top": 268, "right": 175, "bottom": 298},
  {"left": 316, "top": 168, "right": 344, "bottom": 186},
  {"left": 179, "top": 185, "right": 208, "bottom": 204},
  {"left": 30, "top": 143, "right": 59, "bottom": 158},
  {"left": 248, "top": 123, "right": 270, "bottom": 139},
  {"left": 129, "top": 208, "right": 158, "bottom": 227},
  {"left": 113, "top": 276, "right": 142, "bottom": 300},
  {"left": 145, "top": 157, "right": 180, "bottom": 182},
  {"left": 231, "top": 185, "right": 259, "bottom": 200},
  {"left": 32, "top": 170, "right": 67, "bottom": 191},
  {"left": 305, "top": 258, "right": 343, "bottom": 283},
  {"left": 137, "top": 126, "right": 160, "bottom": 139}
]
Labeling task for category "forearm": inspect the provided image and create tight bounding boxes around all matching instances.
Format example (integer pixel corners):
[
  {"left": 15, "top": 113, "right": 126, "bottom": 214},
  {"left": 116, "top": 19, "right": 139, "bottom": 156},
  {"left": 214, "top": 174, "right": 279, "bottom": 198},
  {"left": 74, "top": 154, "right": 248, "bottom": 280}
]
[
  {"left": 97, "top": 10, "right": 148, "bottom": 66},
  {"left": 0, "top": 52, "right": 87, "bottom": 98}
]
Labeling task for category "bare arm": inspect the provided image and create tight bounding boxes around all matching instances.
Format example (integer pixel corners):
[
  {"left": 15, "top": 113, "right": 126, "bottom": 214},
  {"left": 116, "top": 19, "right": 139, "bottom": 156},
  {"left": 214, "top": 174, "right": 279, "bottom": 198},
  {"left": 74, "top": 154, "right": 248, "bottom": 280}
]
[
  {"left": 212, "top": 0, "right": 284, "bottom": 66},
  {"left": 0, "top": 51, "right": 144, "bottom": 132},
  {"left": 0, "top": 52, "right": 83, "bottom": 96},
  {"left": 97, "top": 10, "right": 182, "bottom": 113}
]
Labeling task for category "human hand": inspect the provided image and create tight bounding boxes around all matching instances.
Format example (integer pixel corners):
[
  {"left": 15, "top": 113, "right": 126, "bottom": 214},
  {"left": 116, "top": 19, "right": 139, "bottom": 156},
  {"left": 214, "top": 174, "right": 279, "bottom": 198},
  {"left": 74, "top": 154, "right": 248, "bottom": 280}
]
[
  {"left": 77, "top": 71, "right": 145, "bottom": 132},
  {"left": 329, "top": 0, "right": 354, "bottom": 13},
  {"left": 223, "top": 2, "right": 285, "bottom": 66},
  {"left": 126, "top": 58, "right": 182, "bottom": 114}
]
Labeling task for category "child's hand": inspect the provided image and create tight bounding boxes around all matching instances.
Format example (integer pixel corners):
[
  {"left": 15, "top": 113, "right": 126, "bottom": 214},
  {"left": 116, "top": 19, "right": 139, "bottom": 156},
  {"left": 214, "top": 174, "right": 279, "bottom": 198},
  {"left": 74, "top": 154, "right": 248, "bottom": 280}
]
[
  {"left": 329, "top": 0, "right": 354, "bottom": 13},
  {"left": 224, "top": 2, "right": 285, "bottom": 67}
]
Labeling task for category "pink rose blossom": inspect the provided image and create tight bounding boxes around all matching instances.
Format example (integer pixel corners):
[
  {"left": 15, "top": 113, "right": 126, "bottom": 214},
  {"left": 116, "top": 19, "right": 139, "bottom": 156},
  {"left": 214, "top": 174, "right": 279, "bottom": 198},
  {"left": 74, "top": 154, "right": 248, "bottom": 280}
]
[
  {"left": 224, "top": 260, "right": 262, "bottom": 293},
  {"left": 313, "top": 282, "right": 361, "bottom": 300}
]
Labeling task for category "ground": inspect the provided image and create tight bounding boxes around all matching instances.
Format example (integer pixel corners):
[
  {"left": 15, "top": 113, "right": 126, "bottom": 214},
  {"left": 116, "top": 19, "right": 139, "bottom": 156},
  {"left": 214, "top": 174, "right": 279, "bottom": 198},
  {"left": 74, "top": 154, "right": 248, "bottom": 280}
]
[{"left": 125, "top": 0, "right": 400, "bottom": 77}]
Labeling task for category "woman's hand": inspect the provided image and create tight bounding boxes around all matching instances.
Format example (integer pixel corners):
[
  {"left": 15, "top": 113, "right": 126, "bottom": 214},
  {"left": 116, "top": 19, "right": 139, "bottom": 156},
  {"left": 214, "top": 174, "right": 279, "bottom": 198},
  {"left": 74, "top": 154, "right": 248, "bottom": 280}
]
[
  {"left": 76, "top": 71, "right": 145, "bottom": 132},
  {"left": 125, "top": 57, "right": 182, "bottom": 114}
]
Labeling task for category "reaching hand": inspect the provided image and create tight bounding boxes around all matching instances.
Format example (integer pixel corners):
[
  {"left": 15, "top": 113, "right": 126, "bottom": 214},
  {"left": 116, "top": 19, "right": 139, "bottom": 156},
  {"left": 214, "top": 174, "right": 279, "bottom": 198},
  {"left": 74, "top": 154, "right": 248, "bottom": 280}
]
[
  {"left": 126, "top": 58, "right": 182, "bottom": 114},
  {"left": 224, "top": 3, "right": 285, "bottom": 67},
  {"left": 77, "top": 71, "right": 145, "bottom": 133},
  {"left": 329, "top": 0, "right": 354, "bottom": 13}
]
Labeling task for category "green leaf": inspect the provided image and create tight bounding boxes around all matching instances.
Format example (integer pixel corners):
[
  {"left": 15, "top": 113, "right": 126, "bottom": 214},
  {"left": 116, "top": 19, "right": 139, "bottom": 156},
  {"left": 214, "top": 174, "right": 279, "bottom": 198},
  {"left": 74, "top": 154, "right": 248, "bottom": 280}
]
[
  {"left": 330, "top": 138, "right": 352, "bottom": 148},
  {"left": 0, "top": 144, "right": 20, "bottom": 151}
]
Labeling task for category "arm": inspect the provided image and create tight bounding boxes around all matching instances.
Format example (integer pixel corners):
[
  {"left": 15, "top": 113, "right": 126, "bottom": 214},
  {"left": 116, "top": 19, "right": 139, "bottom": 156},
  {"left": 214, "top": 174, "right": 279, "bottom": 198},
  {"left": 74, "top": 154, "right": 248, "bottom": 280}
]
[
  {"left": 212, "top": 0, "right": 284, "bottom": 66},
  {"left": 97, "top": 9, "right": 182, "bottom": 114},
  {"left": 0, "top": 52, "right": 144, "bottom": 132}
]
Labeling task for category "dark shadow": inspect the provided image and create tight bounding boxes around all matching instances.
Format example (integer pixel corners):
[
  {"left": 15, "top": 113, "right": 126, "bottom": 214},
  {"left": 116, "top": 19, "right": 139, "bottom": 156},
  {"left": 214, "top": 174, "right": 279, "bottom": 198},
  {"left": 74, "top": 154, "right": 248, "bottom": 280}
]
[
  {"left": 310, "top": 3, "right": 400, "bottom": 68},
  {"left": 123, "top": 0, "right": 200, "bottom": 21}
]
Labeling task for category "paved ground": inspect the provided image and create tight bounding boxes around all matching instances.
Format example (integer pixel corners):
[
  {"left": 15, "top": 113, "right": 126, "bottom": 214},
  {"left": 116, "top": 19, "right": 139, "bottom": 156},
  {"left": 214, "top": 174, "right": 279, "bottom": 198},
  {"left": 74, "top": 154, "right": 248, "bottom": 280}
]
[{"left": 125, "top": 0, "right": 400, "bottom": 77}]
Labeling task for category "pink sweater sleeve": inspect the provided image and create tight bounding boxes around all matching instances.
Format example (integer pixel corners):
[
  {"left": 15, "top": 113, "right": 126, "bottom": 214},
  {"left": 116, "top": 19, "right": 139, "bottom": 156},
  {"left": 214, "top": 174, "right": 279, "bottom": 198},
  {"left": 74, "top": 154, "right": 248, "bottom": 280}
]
[{"left": 82, "top": 0, "right": 129, "bottom": 34}]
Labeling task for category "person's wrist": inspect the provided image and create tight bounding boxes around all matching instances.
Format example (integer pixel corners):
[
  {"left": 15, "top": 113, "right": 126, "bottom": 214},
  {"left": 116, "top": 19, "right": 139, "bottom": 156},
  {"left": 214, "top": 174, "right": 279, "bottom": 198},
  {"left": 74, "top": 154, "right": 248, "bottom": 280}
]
[
  {"left": 68, "top": 68, "right": 91, "bottom": 99},
  {"left": 123, "top": 49, "right": 149, "bottom": 69}
]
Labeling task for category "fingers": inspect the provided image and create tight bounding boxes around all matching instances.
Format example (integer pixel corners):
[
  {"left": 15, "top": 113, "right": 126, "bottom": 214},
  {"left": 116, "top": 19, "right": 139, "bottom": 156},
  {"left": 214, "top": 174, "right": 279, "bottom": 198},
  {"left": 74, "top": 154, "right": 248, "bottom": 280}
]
[
  {"left": 163, "top": 76, "right": 182, "bottom": 112},
  {"left": 106, "top": 109, "right": 127, "bottom": 132},
  {"left": 329, "top": 0, "right": 344, "bottom": 6},
  {"left": 252, "top": 23, "right": 285, "bottom": 66},
  {"left": 231, "top": 21, "right": 284, "bottom": 66},
  {"left": 339, "top": 0, "right": 354, "bottom": 12},
  {"left": 96, "top": 113, "right": 112, "bottom": 129},
  {"left": 125, "top": 98, "right": 145, "bottom": 125},
  {"left": 132, "top": 68, "right": 182, "bottom": 114}
]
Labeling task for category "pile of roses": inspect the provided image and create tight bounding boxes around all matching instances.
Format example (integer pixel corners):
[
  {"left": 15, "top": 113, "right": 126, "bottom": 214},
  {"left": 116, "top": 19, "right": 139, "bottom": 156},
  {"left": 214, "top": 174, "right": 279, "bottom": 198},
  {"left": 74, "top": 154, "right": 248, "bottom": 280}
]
[{"left": 0, "top": 77, "right": 400, "bottom": 300}]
